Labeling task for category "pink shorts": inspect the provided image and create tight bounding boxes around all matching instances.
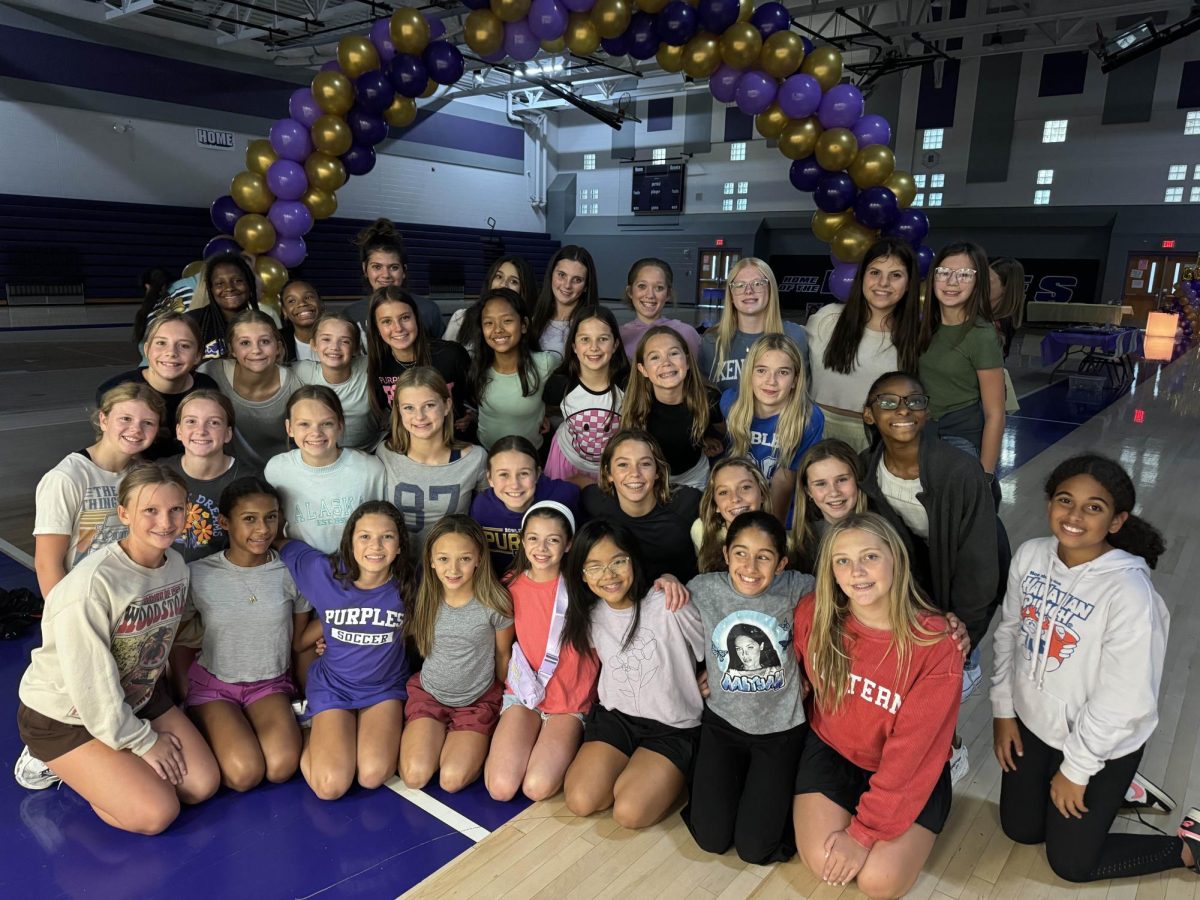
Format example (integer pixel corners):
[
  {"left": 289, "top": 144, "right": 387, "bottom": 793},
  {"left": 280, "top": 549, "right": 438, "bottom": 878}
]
[
  {"left": 544, "top": 440, "right": 591, "bottom": 482},
  {"left": 187, "top": 659, "right": 295, "bottom": 709},
  {"left": 404, "top": 673, "right": 503, "bottom": 735}
]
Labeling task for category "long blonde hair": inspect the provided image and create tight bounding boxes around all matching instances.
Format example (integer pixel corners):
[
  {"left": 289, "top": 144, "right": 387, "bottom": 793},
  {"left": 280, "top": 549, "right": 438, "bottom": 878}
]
[
  {"left": 707, "top": 256, "right": 786, "bottom": 381},
  {"left": 808, "top": 512, "right": 943, "bottom": 713},
  {"left": 623, "top": 325, "right": 710, "bottom": 445},
  {"left": 696, "top": 457, "right": 772, "bottom": 573},
  {"left": 726, "top": 334, "right": 812, "bottom": 468},
  {"left": 406, "top": 515, "right": 512, "bottom": 657},
  {"left": 789, "top": 440, "right": 868, "bottom": 572},
  {"left": 385, "top": 366, "right": 466, "bottom": 454}
]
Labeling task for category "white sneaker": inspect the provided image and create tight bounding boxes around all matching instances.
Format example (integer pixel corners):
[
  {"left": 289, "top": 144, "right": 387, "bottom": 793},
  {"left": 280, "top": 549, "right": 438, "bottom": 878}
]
[
  {"left": 14, "top": 746, "right": 59, "bottom": 791},
  {"left": 1125, "top": 772, "right": 1175, "bottom": 812},
  {"left": 949, "top": 741, "right": 970, "bottom": 787},
  {"left": 961, "top": 647, "right": 983, "bottom": 702}
]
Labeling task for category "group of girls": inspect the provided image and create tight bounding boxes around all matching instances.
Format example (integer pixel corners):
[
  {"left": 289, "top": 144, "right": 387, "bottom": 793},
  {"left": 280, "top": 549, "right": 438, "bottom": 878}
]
[{"left": 16, "top": 229, "right": 1199, "bottom": 893}]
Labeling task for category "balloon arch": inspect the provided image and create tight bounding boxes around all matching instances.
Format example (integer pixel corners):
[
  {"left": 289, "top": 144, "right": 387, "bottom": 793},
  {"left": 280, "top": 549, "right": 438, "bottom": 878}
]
[{"left": 200, "top": 0, "right": 932, "bottom": 305}]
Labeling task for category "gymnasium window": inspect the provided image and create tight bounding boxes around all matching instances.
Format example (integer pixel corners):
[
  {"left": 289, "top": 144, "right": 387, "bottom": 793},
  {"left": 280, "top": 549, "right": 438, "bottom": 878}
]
[
  {"left": 730, "top": 142, "right": 746, "bottom": 161},
  {"left": 652, "top": 148, "right": 667, "bottom": 164},
  {"left": 914, "top": 174, "right": 927, "bottom": 188},
  {"left": 723, "top": 182, "right": 735, "bottom": 195},
  {"left": 578, "top": 201, "right": 599, "bottom": 215},
  {"left": 583, "top": 153, "right": 596, "bottom": 170},
  {"left": 922, "top": 129, "right": 944, "bottom": 150},
  {"left": 1042, "top": 119, "right": 1068, "bottom": 143},
  {"left": 1191, "top": 187, "right": 1200, "bottom": 203},
  {"left": 913, "top": 193, "right": 925, "bottom": 207},
  {"left": 1194, "top": 164, "right": 1200, "bottom": 179},
  {"left": 736, "top": 198, "right": 748, "bottom": 211},
  {"left": 1168, "top": 164, "right": 1188, "bottom": 181},
  {"left": 737, "top": 181, "right": 749, "bottom": 194},
  {"left": 1186, "top": 111, "right": 1200, "bottom": 135},
  {"left": 930, "top": 173, "right": 945, "bottom": 188},
  {"left": 1033, "top": 189, "right": 1051, "bottom": 205},
  {"left": 722, "top": 198, "right": 734, "bottom": 211},
  {"left": 1164, "top": 187, "right": 1184, "bottom": 202},
  {"left": 928, "top": 193, "right": 944, "bottom": 207},
  {"left": 1036, "top": 169, "right": 1054, "bottom": 185}
]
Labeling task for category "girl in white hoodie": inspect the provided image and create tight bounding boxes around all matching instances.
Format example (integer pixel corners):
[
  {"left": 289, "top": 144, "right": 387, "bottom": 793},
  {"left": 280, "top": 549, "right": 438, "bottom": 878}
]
[{"left": 991, "top": 454, "right": 1199, "bottom": 882}]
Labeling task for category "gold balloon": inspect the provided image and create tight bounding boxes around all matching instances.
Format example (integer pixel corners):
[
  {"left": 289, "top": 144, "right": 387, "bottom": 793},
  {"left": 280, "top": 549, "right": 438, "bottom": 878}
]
[
  {"left": 302, "top": 186, "right": 337, "bottom": 220},
  {"left": 420, "top": 79, "right": 439, "bottom": 98},
  {"left": 811, "top": 210, "right": 851, "bottom": 242},
  {"left": 245, "top": 139, "right": 277, "bottom": 177},
  {"left": 801, "top": 44, "right": 843, "bottom": 91},
  {"left": 885, "top": 170, "right": 916, "bottom": 208},
  {"left": 737, "top": 0, "right": 753, "bottom": 21},
  {"left": 778, "top": 116, "right": 821, "bottom": 160},
  {"left": 304, "top": 151, "right": 347, "bottom": 192},
  {"left": 311, "top": 114, "right": 353, "bottom": 156},
  {"left": 657, "top": 41, "right": 685, "bottom": 72},
  {"left": 755, "top": 104, "right": 788, "bottom": 139},
  {"left": 258, "top": 291, "right": 281, "bottom": 320},
  {"left": 182, "top": 260, "right": 205, "bottom": 279},
  {"left": 384, "top": 96, "right": 418, "bottom": 128},
  {"left": 591, "top": 0, "right": 631, "bottom": 39},
  {"left": 847, "top": 144, "right": 895, "bottom": 189},
  {"left": 390, "top": 8, "right": 430, "bottom": 54},
  {"left": 815, "top": 126, "right": 858, "bottom": 171},
  {"left": 311, "top": 70, "right": 355, "bottom": 117},
  {"left": 255, "top": 256, "right": 288, "bottom": 297},
  {"left": 565, "top": 12, "right": 601, "bottom": 55},
  {"left": 337, "top": 34, "right": 380, "bottom": 78},
  {"left": 637, "top": 0, "right": 669, "bottom": 11},
  {"left": 719, "top": 23, "right": 762, "bottom": 69},
  {"left": 682, "top": 32, "right": 721, "bottom": 78},
  {"left": 830, "top": 221, "right": 877, "bottom": 263},
  {"left": 492, "top": 0, "right": 531, "bottom": 23},
  {"left": 230, "top": 170, "right": 275, "bottom": 214},
  {"left": 234, "top": 214, "right": 277, "bottom": 256},
  {"left": 541, "top": 35, "right": 567, "bottom": 52},
  {"left": 759, "top": 31, "right": 804, "bottom": 79}
]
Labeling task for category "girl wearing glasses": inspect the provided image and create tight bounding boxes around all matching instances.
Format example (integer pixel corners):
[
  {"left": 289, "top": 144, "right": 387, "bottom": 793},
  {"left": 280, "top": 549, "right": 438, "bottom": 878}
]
[
  {"left": 560, "top": 520, "right": 705, "bottom": 830},
  {"left": 917, "top": 242, "right": 1006, "bottom": 475},
  {"left": 699, "top": 258, "right": 809, "bottom": 393},
  {"left": 806, "top": 240, "right": 923, "bottom": 453}
]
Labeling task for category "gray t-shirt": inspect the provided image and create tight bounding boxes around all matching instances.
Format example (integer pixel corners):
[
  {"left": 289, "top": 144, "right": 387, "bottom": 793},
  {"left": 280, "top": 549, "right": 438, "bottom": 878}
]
[
  {"left": 699, "top": 322, "right": 810, "bottom": 393},
  {"left": 374, "top": 443, "right": 486, "bottom": 554},
  {"left": 163, "top": 455, "right": 259, "bottom": 563},
  {"left": 265, "top": 448, "right": 387, "bottom": 554},
  {"left": 421, "top": 598, "right": 513, "bottom": 707},
  {"left": 180, "top": 551, "right": 312, "bottom": 683},
  {"left": 589, "top": 590, "right": 705, "bottom": 728},
  {"left": 686, "top": 569, "right": 814, "bottom": 735},
  {"left": 202, "top": 359, "right": 302, "bottom": 468}
]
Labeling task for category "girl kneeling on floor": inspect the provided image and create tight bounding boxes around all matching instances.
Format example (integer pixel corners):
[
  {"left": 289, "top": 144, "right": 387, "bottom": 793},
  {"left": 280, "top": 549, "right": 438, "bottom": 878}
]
[
  {"left": 279, "top": 500, "right": 415, "bottom": 800},
  {"left": 16, "top": 464, "right": 220, "bottom": 833},
  {"left": 561, "top": 519, "right": 705, "bottom": 829},
  {"left": 793, "top": 512, "right": 962, "bottom": 897},
  {"left": 399, "top": 516, "right": 514, "bottom": 793}
]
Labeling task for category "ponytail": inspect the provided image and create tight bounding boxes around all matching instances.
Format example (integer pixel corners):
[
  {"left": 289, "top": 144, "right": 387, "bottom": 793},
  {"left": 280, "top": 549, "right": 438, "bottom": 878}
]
[{"left": 1109, "top": 514, "right": 1166, "bottom": 570}]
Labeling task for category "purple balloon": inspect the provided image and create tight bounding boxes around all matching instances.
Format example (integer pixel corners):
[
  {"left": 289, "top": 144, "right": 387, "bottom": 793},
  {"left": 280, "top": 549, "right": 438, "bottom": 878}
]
[
  {"left": 266, "top": 159, "right": 307, "bottom": 201},
  {"left": 750, "top": 2, "right": 791, "bottom": 37},
  {"left": 481, "top": 47, "right": 507, "bottom": 63},
  {"left": 341, "top": 144, "right": 377, "bottom": 177},
  {"left": 389, "top": 54, "right": 428, "bottom": 98},
  {"left": 657, "top": 2, "right": 697, "bottom": 45},
  {"left": 852, "top": 113, "right": 892, "bottom": 148},
  {"left": 356, "top": 70, "right": 395, "bottom": 114},
  {"left": 735, "top": 70, "right": 777, "bottom": 116},
  {"left": 269, "top": 117, "right": 313, "bottom": 162},
  {"left": 698, "top": 0, "right": 739, "bottom": 33},
  {"left": 813, "top": 172, "right": 857, "bottom": 212},
  {"left": 828, "top": 261, "right": 859, "bottom": 302},
  {"left": 916, "top": 245, "right": 934, "bottom": 279},
  {"left": 204, "top": 236, "right": 241, "bottom": 259},
  {"left": 267, "top": 199, "right": 313, "bottom": 239},
  {"left": 210, "top": 195, "right": 243, "bottom": 235},
  {"left": 269, "top": 236, "right": 308, "bottom": 269},
  {"left": 423, "top": 40, "right": 465, "bottom": 85},
  {"left": 777, "top": 73, "right": 822, "bottom": 119},
  {"left": 853, "top": 185, "right": 900, "bottom": 230},
  {"left": 788, "top": 155, "right": 828, "bottom": 193},
  {"left": 601, "top": 31, "right": 633, "bottom": 57},
  {"left": 817, "top": 83, "right": 864, "bottom": 129},
  {"left": 369, "top": 18, "right": 396, "bottom": 63},
  {"left": 709, "top": 63, "right": 741, "bottom": 103},
  {"left": 504, "top": 20, "right": 539, "bottom": 62},
  {"left": 801, "top": 36, "right": 814, "bottom": 55},
  {"left": 562, "top": 0, "right": 594, "bottom": 11},
  {"left": 288, "top": 88, "right": 321, "bottom": 128},
  {"left": 629, "top": 12, "right": 660, "bottom": 60},
  {"left": 320, "top": 60, "right": 341, "bottom": 72},
  {"left": 529, "top": 0, "right": 570, "bottom": 40},
  {"left": 883, "top": 208, "right": 929, "bottom": 246},
  {"left": 347, "top": 107, "right": 389, "bottom": 146},
  {"left": 426, "top": 14, "right": 447, "bottom": 41}
]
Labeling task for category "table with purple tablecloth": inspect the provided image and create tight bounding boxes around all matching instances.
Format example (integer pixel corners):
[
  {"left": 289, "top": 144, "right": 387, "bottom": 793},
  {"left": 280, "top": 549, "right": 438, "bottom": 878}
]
[{"left": 1040, "top": 327, "right": 1142, "bottom": 368}]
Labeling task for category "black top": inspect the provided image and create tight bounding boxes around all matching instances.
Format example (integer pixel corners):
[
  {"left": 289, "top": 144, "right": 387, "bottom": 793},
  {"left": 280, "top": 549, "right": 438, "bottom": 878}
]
[
  {"left": 344, "top": 293, "right": 445, "bottom": 340},
  {"left": 95, "top": 368, "right": 220, "bottom": 461},
  {"left": 646, "top": 387, "right": 724, "bottom": 475},
  {"left": 581, "top": 484, "right": 702, "bottom": 583},
  {"left": 372, "top": 339, "right": 472, "bottom": 422}
]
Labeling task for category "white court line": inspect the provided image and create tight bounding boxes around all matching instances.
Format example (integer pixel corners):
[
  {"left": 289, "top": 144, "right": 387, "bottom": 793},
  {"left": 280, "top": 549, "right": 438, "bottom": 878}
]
[
  {"left": 0, "top": 537, "right": 34, "bottom": 570},
  {"left": 384, "top": 775, "right": 491, "bottom": 843}
]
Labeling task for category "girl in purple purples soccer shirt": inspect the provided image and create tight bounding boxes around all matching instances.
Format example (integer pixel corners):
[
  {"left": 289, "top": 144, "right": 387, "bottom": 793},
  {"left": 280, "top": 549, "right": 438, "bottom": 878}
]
[{"left": 278, "top": 500, "right": 416, "bottom": 800}]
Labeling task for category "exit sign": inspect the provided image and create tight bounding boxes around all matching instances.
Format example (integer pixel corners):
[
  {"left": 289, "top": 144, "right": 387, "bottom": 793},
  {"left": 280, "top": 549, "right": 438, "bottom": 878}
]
[
  {"left": 715, "top": 238, "right": 724, "bottom": 246},
  {"left": 1162, "top": 239, "right": 1176, "bottom": 249}
]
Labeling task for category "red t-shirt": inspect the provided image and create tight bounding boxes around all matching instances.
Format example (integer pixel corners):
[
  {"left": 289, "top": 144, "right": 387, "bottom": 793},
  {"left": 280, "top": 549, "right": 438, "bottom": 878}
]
[
  {"left": 793, "top": 593, "right": 963, "bottom": 849},
  {"left": 508, "top": 573, "right": 599, "bottom": 716}
]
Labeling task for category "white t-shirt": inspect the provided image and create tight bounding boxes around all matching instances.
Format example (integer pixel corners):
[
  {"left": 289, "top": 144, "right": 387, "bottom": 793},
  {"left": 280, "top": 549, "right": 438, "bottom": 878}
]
[
  {"left": 292, "top": 357, "right": 378, "bottom": 450},
  {"left": 876, "top": 461, "right": 929, "bottom": 539},
  {"left": 805, "top": 303, "right": 899, "bottom": 412},
  {"left": 265, "top": 448, "right": 387, "bottom": 553},
  {"left": 33, "top": 452, "right": 130, "bottom": 574}
]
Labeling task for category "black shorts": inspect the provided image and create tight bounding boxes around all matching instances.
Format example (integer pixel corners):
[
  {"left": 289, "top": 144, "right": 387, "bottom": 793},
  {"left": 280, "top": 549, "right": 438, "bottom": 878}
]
[
  {"left": 793, "top": 730, "right": 953, "bottom": 836},
  {"left": 583, "top": 704, "right": 700, "bottom": 775}
]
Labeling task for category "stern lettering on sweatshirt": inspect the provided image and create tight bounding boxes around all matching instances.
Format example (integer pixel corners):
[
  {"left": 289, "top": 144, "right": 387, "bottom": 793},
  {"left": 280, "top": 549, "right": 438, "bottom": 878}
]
[
  {"left": 845, "top": 673, "right": 903, "bottom": 715},
  {"left": 1019, "top": 569, "right": 1094, "bottom": 671}
]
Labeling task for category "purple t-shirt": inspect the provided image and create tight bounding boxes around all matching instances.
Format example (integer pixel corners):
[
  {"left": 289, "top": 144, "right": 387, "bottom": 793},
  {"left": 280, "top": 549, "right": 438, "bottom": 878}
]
[
  {"left": 280, "top": 541, "right": 409, "bottom": 713},
  {"left": 470, "top": 476, "right": 581, "bottom": 575}
]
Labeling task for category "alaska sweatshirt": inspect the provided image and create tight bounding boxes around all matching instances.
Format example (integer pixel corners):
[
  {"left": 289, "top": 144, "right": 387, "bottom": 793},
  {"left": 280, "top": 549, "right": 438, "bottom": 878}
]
[{"left": 990, "top": 537, "right": 1169, "bottom": 786}]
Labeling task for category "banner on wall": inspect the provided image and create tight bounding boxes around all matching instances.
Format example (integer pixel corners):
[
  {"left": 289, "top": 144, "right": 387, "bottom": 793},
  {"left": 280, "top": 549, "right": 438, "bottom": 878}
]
[
  {"left": 768, "top": 254, "right": 842, "bottom": 314},
  {"left": 196, "top": 128, "right": 236, "bottom": 150}
]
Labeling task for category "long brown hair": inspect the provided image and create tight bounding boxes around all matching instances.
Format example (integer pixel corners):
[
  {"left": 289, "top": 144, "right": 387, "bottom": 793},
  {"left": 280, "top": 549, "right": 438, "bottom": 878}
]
[
  {"left": 789, "top": 440, "right": 867, "bottom": 572},
  {"left": 919, "top": 241, "right": 995, "bottom": 353},
  {"left": 990, "top": 257, "right": 1026, "bottom": 327},
  {"left": 623, "top": 325, "right": 710, "bottom": 445},
  {"left": 696, "top": 457, "right": 772, "bottom": 573},
  {"left": 366, "top": 287, "right": 431, "bottom": 421},
  {"left": 330, "top": 500, "right": 416, "bottom": 598},
  {"left": 531, "top": 245, "right": 598, "bottom": 344}
]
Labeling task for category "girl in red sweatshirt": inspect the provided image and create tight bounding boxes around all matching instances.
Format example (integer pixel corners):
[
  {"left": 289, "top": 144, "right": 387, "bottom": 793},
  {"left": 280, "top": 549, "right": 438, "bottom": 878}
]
[{"left": 793, "top": 511, "right": 962, "bottom": 896}]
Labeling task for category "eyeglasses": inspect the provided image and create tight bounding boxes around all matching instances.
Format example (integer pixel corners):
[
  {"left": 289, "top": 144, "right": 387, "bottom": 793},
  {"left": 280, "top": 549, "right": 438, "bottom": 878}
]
[
  {"left": 932, "top": 267, "right": 977, "bottom": 283},
  {"left": 870, "top": 393, "right": 930, "bottom": 411},
  {"left": 729, "top": 279, "right": 770, "bottom": 293},
  {"left": 582, "top": 556, "right": 632, "bottom": 580}
]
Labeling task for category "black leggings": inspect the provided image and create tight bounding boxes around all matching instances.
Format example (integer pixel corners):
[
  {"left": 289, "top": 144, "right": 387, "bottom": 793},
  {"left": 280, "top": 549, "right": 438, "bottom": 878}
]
[
  {"left": 683, "top": 707, "right": 807, "bottom": 864},
  {"left": 1000, "top": 718, "right": 1184, "bottom": 882}
]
